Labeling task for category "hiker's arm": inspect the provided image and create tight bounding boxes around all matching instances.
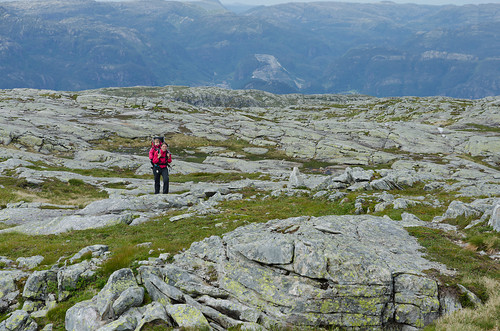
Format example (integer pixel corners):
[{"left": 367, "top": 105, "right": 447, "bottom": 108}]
[{"left": 152, "top": 150, "right": 161, "bottom": 164}]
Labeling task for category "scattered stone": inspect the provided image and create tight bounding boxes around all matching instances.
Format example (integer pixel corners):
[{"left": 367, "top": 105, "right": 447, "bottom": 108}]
[
  {"left": 489, "top": 203, "right": 500, "bottom": 232},
  {"left": 165, "top": 304, "right": 210, "bottom": 329},
  {"left": 22, "top": 270, "right": 58, "bottom": 301},
  {"left": 328, "top": 191, "right": 347, "bottom": 201},
  {"left": 457, "top": 284, "right": 482, "bottom": 307},
  {"left": 16, "top": 256, "right": 44, "bottom": 270},
  {"left": 58, "top": 260, "right": 98, "bottom": 301},
  {"left": 243, "top": 147, "right": 268, "bottom": 155},
  {"left": 169, "top": 213, "right": 193, "bottom": 222},
  {"left": 0, "top": 310, "right": 38, "bottom": 331},
  {"left": 69, "top": 245, "right": 109, "bottom": 263},
  {"left": 442, "top": 200, "right": 483, "bottom": 220},
  {"left": 287, "top": 166, "right": 305, "bottom": 188}
]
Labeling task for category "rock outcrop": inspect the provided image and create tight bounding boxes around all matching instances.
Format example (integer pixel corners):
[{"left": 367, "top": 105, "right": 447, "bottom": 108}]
[
  {"left": 0, "top": 87, "right": 499, "bottom": 330},
  {"left": 108, "top": 215, "right": 449, "bottom": 330}
]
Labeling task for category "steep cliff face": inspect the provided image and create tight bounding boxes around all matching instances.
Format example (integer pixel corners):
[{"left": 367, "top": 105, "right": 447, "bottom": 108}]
[{"left": 0, "top": 1, "right": 499, "bottom": 97}]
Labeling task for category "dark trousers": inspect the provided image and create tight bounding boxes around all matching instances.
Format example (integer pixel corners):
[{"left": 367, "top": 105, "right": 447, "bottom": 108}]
[{"left": 153, "top": 166, "right": 169, "bottom": 194}]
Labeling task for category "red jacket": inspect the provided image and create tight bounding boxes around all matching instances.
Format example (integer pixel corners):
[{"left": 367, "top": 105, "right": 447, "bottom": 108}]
[
  {"left": 152, "top": 149, "right": 172, "bottom": 168},
  {"left": 149, "top": 142, "right": 162, "bottom": 161}
]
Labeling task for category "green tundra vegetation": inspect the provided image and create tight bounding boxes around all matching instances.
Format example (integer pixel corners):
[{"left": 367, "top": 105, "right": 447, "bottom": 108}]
[{"left": 0, "top": 162, "right": 498, "bottom": 329}]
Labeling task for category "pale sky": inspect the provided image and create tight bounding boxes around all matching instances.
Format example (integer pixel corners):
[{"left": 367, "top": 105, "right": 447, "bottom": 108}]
[{"left": 220, "top": 0, "right": 500, "bottom": 5}]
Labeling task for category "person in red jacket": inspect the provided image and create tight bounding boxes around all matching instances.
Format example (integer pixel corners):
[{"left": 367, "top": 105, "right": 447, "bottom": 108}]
[
  {"left": 149, "top": 137, "right": 163, "bottom": 166},
  {"left": 152, "top": 142, "right": 172, "bottom": 194}
]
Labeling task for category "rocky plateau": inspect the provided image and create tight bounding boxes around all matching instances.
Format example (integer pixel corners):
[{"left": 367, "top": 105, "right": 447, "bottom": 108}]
[{"left": 0, "top": 86, "right": 499, "bottom": 330}]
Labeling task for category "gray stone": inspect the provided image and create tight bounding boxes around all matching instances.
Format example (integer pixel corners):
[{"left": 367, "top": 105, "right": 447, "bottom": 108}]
[
  {"left": 65, "top": 300, "right": 103, "bottom": 331},
  {"left": 134, "top": 301, "right": 172, "bottom": 329},
  {"left": 457, "top": 284, "right": 482, "bottom": 307},
  {"left": 374, "top": 201, "right": 392, "bottom": 212},
  {"left": 0, "top": 257, "right": 14, "bottom": 268},
  {"left": 442, "top": 200, "right": 483, "bottom": 220},
  {"left": 400, "top": 213, "right": 427, "bottom": 227},
  {"left": 287, "top": 166, "right": 305, "bottom": 189},
  {"left": 243, "top": 147, "right": 268, "bottom": 155},
  {"left": 439, "top": 292, "right": 462, "bottom": 316},
  {"left": 232, "top": 236, "right": 294, "bottom": 265},
  {"left": 489, "top": 203, "right": 500, "bottom": 232},
  {"left": 347, "top": 181, "right": 371, "bottom": 191},
  {"left": 197, "top": 295, "right": 260, "bottom": 323},
  {"left": 156, "top": 215, "right": 452, "bottom": 329},
  {"left": 112, "top": 286, "right": 144, "bottom": 317},
  {"left": 0, "top": 214, "right": 132, "bottom": 235},
  {"left": 69, "top": 245, "right": 109, "bottom": 263},
  {"left": 0, "top": 204, "right": 75, "bottom": 226},
  {"left": 165, "top": 304, "right": 210, "bottom": 329},
  {"left": 370, "top": 177, "right": 402, "bottom": 190},
  {"left": 96, "top": 315, "right": 137, "bottom": 331},
  {"left": 349, "top": 167, "right": 374, "bottom": 182},
  {"left": 22, "top": 269, "right": 58, "bottom": 301},
  {"left": 15, "top": 256, "right": 44, "bottom": 269},
  {"left": 95, "top": 268, "right": 140, "bottom": 319},
  {"left": 0, "top": 310, "right": 38, "bottom": 331},
  {"left": 22, "top": 300, "right": 45, "bottom": 313},
  {"left": 393, "top": 198, "right": 419, "bottom": 210},
  {"left": 41, "top": 324, "right": 54, "bottom": 331},
  {"left": 327, "top": 191, "right": 346, "bottom": 201},
  {"left": 143, "top": 274, "right": 184, "bottom": 305}
]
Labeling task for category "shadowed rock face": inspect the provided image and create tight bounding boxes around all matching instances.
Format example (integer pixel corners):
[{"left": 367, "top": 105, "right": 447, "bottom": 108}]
[{"left": 135, "top": 215, "right": 449, "bottom": 330}]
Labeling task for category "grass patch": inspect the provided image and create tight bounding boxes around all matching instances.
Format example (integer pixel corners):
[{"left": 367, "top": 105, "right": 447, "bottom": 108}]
[
  {"left": 103, "top": 182, "right": 131, "bottom": 189},
  {"left": 0, "top": 176, "right": 108, "bottom": 206},
  {"left": 27, "top": 161, "right": 149, "bottom": 179},
  {"left": 445, "top": 215, "right": 480, "bottom": 230},
  {"left": 90, "top": 136, "right": 151, "bottom": 155},
  {"left": 462, "top": 123, "right": 500, "bottom": 133},
  {"left": 466, "top": 231, "right": 500, "bottom": 253},
  {"left": 406, "top": 227, "right": 500, "bottom": 284},
  {"left": 425, "top": 277, "right": 500, "bottom": 331},
  {"left": 457, "top": 154, "right": 500, "bottom": 172},
  {"left": 299, "top": 159, "right": 337, "bottom": 173},
  {"left": 172, "top": 172, "right": 269, "bottom": 183},
  {"left": 0, "top": 190, "right": 355, "bottom": 267},
  {"left": 408, "top": 226, "right": 500, "bottom": 329},
  {"left": 39, "top": 281, "right": 99, "bottom": 330}
]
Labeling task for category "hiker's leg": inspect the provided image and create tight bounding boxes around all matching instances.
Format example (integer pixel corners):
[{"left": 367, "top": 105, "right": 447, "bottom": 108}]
[
  {"left": 153, "top": 167, "right": 161, "bottom": 194},
  {"left": 162, "top": 167, "right": 169, "bottom": 194}
]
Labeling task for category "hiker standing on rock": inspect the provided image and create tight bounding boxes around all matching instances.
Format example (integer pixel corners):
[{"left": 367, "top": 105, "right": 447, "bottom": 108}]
[{"left": 152, "top": 141, "right": 172, "bottom": 194}]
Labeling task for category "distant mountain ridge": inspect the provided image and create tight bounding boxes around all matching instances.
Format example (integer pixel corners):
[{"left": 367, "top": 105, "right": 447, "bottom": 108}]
[{"left": 0, "top": 0, "right": 499, "bottom": 98}]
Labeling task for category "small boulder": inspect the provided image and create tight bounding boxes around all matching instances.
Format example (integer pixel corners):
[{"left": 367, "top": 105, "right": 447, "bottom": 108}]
[
  {"left": 16, "top": 256, "right": 44, "bottom": 270},
  {"left": 96, "top": 315, "right": 137, "bottom": 331},
  {"left": 288, "top": 167, "right": 305, "bottom": 188},
  {"left": 65, "top": 300, "right": 103, "bottom": 331},
  {"left": 22, "top": 270, "right": 58, "bottom": 301},
  {"left": 165, "top": 304, "right": 210, "bottom": 329},
  {"left": 442, "top": 200, "right": 482, "bottom": 220},
  {"left": 0, "top": 310, "right": 38, "bottom": 331},
  {"left": 112, "top": 286, "right": 144, "bottom": 317},
  {"left": 489, "top": 203, "right": 500, "bottom": 232},
  {"left": 69, "top": 245, "right": 109, "bottom": 263},
  {"left": 135, "top": 301, "right": 172, "bottom": 330},
  {"left": 143, "top": 274, "right": 184, "bottom": 305},
  {"left": 94, "top": 268, "right": 140, "bottom": 319}
]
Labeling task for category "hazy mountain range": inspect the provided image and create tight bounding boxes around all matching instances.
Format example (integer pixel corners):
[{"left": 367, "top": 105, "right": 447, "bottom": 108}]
[{"left": 1, "top": 0, "right": 499, "bottom": 98}]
